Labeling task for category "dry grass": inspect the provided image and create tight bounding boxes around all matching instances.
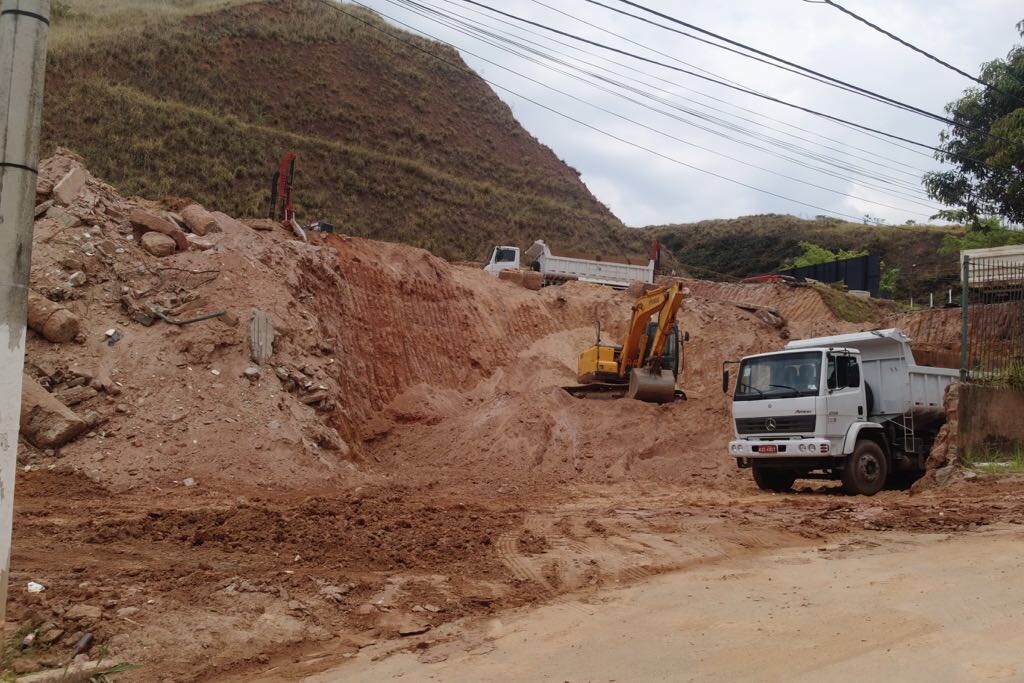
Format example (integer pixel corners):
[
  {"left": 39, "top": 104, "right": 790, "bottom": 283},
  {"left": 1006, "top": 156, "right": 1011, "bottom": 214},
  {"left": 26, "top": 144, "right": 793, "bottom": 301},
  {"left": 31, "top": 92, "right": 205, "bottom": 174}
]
[
  {"left": 646, "top": 215, "right": 957, "bottom": 297},
  {"left": 42, "top": 0, "right": 634, "bottom": 262}
]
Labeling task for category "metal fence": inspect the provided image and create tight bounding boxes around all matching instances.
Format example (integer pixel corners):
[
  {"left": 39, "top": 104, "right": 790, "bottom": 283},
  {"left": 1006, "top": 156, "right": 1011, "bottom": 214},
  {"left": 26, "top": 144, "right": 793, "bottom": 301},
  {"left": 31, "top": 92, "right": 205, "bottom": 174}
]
[
  {"left": 961, "top": 255, "right": 1024, "bottom": 382},
  {"left": 778, "top": 254, "right": 882, "bottom": 297}
]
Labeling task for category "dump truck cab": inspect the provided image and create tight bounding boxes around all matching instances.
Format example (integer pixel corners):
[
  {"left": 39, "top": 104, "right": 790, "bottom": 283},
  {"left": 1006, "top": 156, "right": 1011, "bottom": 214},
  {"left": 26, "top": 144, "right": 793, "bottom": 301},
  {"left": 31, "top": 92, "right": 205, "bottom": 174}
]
[
  {"left": 484, "top": 246, "right": 520, "bottom": 275},
  {"left": 724, "top": 329, "right": 957, "bottom": 496}
]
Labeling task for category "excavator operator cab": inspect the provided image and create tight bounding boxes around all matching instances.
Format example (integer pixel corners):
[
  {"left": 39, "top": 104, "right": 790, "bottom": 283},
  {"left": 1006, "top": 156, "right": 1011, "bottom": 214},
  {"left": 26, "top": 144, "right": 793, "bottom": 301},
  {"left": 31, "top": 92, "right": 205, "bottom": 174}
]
[{"left": 641, "top": 321, "right": 681, "bottom": 377}]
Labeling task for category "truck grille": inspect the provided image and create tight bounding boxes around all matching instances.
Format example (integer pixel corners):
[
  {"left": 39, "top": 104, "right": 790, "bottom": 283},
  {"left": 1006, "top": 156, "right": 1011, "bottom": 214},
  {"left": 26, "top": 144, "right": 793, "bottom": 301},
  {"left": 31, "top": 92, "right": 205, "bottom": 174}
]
[{"left": 735, "top": 415, "right": 816, "bottom": 435}]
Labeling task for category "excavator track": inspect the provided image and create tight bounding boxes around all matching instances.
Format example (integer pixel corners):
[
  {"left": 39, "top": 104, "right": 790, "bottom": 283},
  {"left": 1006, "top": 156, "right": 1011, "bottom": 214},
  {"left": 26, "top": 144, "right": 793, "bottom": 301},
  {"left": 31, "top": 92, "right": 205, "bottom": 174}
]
[{"left": 562, "top": 382, "right": 686, "bottom": 403}]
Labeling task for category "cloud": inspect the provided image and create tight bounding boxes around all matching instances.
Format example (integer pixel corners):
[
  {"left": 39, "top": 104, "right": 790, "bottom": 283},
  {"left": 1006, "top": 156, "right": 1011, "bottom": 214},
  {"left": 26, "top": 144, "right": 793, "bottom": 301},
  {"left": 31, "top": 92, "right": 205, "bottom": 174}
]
[{"left": 356, "top": 0, "right": 1022, "bottom": 226}]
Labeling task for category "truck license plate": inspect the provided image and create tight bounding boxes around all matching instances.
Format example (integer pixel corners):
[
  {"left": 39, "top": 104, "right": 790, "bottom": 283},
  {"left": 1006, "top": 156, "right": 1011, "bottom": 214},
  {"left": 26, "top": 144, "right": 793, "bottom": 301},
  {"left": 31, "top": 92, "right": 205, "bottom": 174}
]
[{"left": 758, "top": 445, "right": 778, "bottom": 454}]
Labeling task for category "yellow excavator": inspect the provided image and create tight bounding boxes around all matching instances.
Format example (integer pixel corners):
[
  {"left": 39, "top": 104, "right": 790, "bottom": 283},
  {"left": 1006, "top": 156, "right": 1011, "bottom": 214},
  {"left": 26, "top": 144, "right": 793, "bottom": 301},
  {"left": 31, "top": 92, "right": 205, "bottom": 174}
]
[{"left": 565, "top": 282, "right": 687, "bottom": 403}]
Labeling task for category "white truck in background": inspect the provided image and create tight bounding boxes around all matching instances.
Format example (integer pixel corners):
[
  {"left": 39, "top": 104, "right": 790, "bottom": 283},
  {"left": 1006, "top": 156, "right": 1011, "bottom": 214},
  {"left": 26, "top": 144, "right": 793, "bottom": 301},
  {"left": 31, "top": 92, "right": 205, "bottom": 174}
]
[
  {"left": 722, "top": 329, "right": 958, "bottom": 496},
  {"left": 484, "top": 240, "right": 655, "bottom": 288}
]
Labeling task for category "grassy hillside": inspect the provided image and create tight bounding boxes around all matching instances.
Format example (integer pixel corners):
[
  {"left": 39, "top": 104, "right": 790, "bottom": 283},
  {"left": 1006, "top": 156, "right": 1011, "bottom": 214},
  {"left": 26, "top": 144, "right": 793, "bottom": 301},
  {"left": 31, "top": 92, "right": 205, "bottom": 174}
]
[
  {"left": 41, "top": 0, "right": 635, "bottom": 262},
  {"left": 645, "top": 215, "right": 960, "bottom": 298}
]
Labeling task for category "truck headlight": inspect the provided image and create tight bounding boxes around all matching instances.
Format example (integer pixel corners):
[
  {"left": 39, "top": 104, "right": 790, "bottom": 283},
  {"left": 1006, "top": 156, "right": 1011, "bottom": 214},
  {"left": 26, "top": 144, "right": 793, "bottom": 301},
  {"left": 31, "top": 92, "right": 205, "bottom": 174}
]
[{"left": 799, "top": 443, "right": 807, "bottom": 453}]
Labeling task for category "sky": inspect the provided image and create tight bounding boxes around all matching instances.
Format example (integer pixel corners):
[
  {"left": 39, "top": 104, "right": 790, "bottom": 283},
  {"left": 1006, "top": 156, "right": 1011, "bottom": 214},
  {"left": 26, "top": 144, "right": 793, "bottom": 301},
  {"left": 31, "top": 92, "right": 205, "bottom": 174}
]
[{"left": 353, "top": 0, "right": 1022, "bottom": 227}]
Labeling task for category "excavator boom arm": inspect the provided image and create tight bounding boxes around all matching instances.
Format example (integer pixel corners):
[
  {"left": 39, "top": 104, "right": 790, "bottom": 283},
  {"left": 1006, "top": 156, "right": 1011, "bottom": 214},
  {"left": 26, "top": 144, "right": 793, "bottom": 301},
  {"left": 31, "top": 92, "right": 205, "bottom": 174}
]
[
  {"left": 646, "top": 283, "right": 685, "bottom": 369},
  {"left": 617, "top": 282, "right": 685, "bottom": 376}
]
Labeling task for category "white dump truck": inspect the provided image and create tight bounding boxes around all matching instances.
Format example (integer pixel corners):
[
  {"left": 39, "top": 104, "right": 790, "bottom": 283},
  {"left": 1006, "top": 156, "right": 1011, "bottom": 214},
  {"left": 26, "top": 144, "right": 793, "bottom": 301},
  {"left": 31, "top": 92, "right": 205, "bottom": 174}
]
[
  {"left": 484, "top": 240, "right": 655, "bottom": 288},
  {"left": 722, "top": 329, "right": 958, "bottom": 496}
]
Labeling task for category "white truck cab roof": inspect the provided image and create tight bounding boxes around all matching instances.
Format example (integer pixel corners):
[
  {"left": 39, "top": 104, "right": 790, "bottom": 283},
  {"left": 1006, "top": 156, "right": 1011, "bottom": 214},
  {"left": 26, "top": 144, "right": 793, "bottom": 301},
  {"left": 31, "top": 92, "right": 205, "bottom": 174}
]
[
  {"left": 784, "top": 328, "right": 915, "bottom": 364},
  {"left": 742, "top": 347, "right": 861, "bottom": 361}
]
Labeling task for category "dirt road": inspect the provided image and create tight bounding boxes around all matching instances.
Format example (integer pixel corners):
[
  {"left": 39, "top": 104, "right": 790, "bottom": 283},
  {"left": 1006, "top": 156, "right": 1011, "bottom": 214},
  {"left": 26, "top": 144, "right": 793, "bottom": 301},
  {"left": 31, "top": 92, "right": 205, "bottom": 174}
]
[{"left": 314, "top": 526, "right": 1024, "bottom": 682}]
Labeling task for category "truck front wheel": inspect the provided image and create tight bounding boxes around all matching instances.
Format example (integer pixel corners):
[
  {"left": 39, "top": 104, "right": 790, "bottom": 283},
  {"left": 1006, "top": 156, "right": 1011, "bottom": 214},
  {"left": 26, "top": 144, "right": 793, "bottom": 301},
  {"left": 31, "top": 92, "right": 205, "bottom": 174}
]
[
  {"left": 842, "top": 440, "right": 888, "bottom": 496},
  {"left": 752, "top": 466, "right": 796, "bottom": 492}
]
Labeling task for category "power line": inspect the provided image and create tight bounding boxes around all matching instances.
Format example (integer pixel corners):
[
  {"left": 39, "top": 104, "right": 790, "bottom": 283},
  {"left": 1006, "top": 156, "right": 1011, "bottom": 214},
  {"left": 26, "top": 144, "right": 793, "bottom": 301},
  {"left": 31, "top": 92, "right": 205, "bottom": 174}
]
[
  {"left": 449, "top": 0, "right": 977, "bottom": 158},
  {"left": 510, "top": 0, "right": 936, "bottom": 166},
  {"left": 602, "top": 0, "right": 1024, "bottom": 149},
  {"left": 808, "top": 0, "right": 1024, "bottom": 105},
  {"left": 395, "top": 0, "right": 938, "bottom": 210},
  {"left": 310, "top": 0, "right": 893, "bottom": 223},
  {"left": 391, "top": 0, "right": 937, "bottom": 215},
  {"left": 525, "top": 0, "right": 937, "bottom": 160}
]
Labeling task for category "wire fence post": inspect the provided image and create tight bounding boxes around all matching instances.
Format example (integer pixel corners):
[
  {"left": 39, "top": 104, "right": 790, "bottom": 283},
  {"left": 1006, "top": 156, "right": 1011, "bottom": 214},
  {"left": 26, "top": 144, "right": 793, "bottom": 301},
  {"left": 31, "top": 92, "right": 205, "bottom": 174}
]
[{"left": 960, "top": 254, "right": 969, "bottom": 382}]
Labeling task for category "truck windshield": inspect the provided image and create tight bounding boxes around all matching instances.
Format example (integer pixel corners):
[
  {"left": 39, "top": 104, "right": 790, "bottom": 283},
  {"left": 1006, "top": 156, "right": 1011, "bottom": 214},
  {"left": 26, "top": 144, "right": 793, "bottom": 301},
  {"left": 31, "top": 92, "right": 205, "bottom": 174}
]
[
  {"left": 495, "top": 247, "right": 517, "bottom": 263},
  {"left": 735, "top": 351, "right": 822, "bottom": 401}
]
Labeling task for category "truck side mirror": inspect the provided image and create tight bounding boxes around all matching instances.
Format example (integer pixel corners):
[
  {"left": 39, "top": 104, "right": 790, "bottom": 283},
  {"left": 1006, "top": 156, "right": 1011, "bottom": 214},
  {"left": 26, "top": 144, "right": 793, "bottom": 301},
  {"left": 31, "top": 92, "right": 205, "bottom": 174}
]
[
  {"left": 683, "top": 331, "right": 690, "bottom": 342},
  {"left": 722, "top": 369, "right": 729, "bottom": 394}
]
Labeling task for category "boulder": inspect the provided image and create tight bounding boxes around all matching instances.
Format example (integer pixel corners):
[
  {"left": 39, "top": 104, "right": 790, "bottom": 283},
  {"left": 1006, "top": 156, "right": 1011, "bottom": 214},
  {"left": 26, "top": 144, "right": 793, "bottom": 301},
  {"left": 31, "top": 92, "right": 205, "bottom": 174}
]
[
  {"left": 141, "top": 231, "right": 177, "bottom": 257},
  {"left": 181, "top": 204, "right": 221, "bottom": 236},
  {"left": 129, "top": 208, "right": 188, "bottom": 251},
  {"left": 53, "top": 167, "right": 87, "bottom": 205},
  {"left": 20, "top": 374, "right": 88, "bottom": 449},
  {"left": 64, "top": 604, "right": 102, "bottom": 620},
  {"left": 521, "top": 271, "right": 543, "bottom": 291},
  {"left": 497, "top": 269, "right": 524, "bottom": 286},
  {"left": 26, "top": 290, "right": 80, "bottom": 343}
]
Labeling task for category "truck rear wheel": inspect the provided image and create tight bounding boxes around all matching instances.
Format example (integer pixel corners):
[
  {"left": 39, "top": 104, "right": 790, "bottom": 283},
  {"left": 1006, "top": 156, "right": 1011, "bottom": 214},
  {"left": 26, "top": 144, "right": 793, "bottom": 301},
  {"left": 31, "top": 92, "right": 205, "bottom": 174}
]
[
  {"left": 842, "top": 440, "right": 888, "bottom": 496},
  {"left": 752, "top": 467, "right": 796, "bottom": 492}
]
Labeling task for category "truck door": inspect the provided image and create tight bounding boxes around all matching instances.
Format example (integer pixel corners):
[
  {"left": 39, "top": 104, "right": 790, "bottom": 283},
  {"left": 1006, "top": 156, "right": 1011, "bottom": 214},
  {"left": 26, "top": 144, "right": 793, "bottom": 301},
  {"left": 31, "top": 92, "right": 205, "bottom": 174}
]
[{"left": 825, "top": 353, "right": 863, "bottom": 447}]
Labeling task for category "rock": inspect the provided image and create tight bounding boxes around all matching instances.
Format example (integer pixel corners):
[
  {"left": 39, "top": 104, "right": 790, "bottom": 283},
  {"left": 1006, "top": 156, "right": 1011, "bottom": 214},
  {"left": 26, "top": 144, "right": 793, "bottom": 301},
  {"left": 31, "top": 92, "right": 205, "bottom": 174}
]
[
  {"left": 287, "top": 600, "right": 304, "bottom": 612},
  {"left": 243, "top": 366, "right": 261, "bottom": 379},
  {"left": 60, "top": 256, "right": 85, "bottom": 272},
  {"left": 26, "top": 290, "right": 80, "bottom": 343},
  {"left": 418, "top": 651, "right": 448, "bottom": 664},
  {"left": 54, "top": 385, "right": 98, "bottom": 407},
  {"left": 521, "top": 271, "right": 543, "bottom": 291},
  {"left": 185, "top": 233, "right": 217, "bottom": 251},
  {"left": 356, "top": 603, "right": 376, "bottom": 615},
  {"left": 11, "top": 657, "right": 39, "bottom": 675},
  {"left": 141, "top": 231, "right": 177, "bottom": 257},
  {"left": 64, "top": 604, "right": 102, "bottom": 620},
  {"left": 497, "top": 269, "right": 524, "bottom": 286},
  {"left": 934, "top": 464, "right": 959, "bottom": 487},
  {"left": 116, "top": 606, "right": 139, "bottom": 619},
  {"left": 20, "top": 374, "right": 88, "bottom": 449},
  {"left": 274, "top": 366, "right": 290, "bottom": 381},
  {"left": 398, "top": 622, "right": 432, "bottom": 637},
  {"left": 129, "top": 207, "right": 188, "bottom": 251},
  {"left": 34, "top": 199, "right": 53, "bottom": 217},
  {"left": 248, "top": 309, "right": 275, "bottom": 363},
  {"left": 40, "top": 628, "right": 65, "bottom": 644},
  {"left": 299, "top": 390, "right": 329, "bottom": 405},
  {"left": 423, "top": 604, "right": 441, "bottom": 613},
  {"left": 46, "top": 205, "right": 81, "bottom": 230},
  {"left": 181, "top": 204, "right": 221, "bottom": 236},
  {"left": 245, "top": 218, "right": 279, "bottom": 232},
  {"left": 182, "top": 477, "right": 197, "bottom": 487},
  {"left": 53, "top": 167, "right": 87, "bottom": 205},
  {"left": 319, "top": 584, "right": 354, "bottom": 602},
  {"left": 67, "top": 271, "right": 87, "bottom": 287}
]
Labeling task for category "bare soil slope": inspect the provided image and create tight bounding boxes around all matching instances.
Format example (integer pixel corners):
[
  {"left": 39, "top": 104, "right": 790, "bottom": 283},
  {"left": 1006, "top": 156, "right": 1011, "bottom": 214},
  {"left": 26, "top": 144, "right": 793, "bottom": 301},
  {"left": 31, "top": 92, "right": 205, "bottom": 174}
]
[{"left": 11, "top": 156, "right": 1016, "bottom": 682}]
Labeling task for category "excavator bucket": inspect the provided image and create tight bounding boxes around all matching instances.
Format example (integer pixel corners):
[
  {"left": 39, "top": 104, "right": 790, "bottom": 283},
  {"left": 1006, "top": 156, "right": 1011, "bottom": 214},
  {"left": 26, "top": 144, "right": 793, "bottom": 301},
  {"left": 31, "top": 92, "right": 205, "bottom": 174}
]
[{"left": 626, "top": 368, "right": 676, "bottom": 403}]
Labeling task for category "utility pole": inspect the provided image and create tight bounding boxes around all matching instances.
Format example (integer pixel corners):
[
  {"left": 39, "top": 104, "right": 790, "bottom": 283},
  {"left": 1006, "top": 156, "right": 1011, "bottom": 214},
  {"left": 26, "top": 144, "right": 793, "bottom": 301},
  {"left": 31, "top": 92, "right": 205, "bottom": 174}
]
[{"left": 0, "top": 0, "right": 50, "bottom": 620}]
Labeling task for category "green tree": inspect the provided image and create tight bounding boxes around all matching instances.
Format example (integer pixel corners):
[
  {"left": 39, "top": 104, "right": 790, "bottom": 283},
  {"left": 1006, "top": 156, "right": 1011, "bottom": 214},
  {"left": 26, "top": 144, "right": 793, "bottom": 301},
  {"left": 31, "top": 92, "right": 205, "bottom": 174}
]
[
  {"left": 923, "top": 21, "right": 1024, "bottom": 229},
  {"left": 783, "top": 241, "right": 867, "bottom": 269},
  {"left": 879, "top": 261, "right": 899, "bottom": 294}
]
